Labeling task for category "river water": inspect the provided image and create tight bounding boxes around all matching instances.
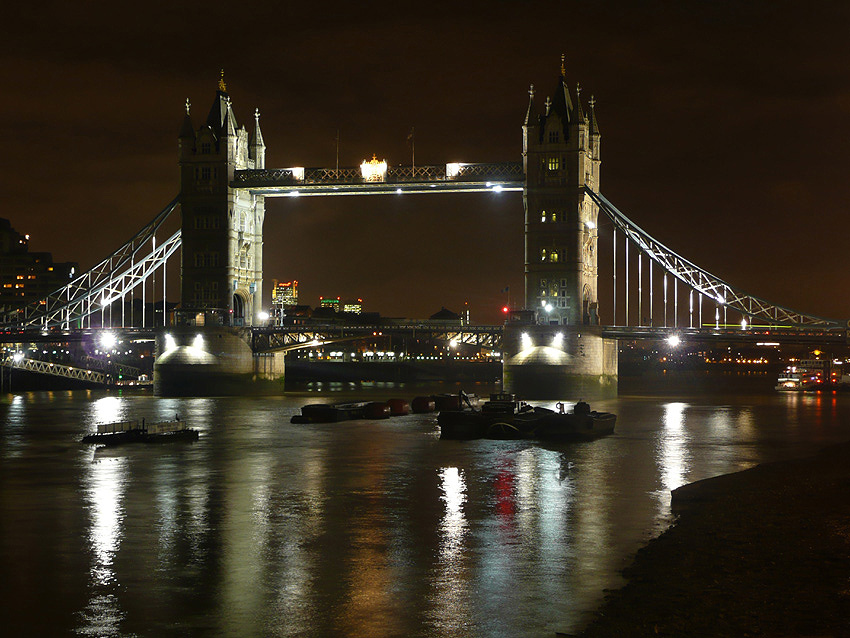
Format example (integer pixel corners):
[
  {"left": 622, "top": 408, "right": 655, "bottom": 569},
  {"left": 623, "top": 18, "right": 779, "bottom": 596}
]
[{"left": 2, "top": 377, "right": 849, "bottom": 637}]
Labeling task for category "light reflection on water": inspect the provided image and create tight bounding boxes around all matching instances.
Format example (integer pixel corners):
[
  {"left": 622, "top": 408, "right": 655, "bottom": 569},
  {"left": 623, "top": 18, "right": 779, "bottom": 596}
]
[{"left": 1, "top": 387, "right": 849, "bottom": 637}]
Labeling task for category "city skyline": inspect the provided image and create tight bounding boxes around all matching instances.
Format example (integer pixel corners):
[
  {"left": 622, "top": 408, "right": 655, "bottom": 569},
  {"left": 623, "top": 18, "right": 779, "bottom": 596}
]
[{"left": 4, "top": 1, "right": 849, "bottom": 324}]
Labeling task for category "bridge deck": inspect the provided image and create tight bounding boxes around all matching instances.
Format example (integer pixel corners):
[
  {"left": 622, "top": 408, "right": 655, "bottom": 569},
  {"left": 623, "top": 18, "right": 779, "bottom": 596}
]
[{"left": 233, "top": 162, "right": 524, "bottom": 196}]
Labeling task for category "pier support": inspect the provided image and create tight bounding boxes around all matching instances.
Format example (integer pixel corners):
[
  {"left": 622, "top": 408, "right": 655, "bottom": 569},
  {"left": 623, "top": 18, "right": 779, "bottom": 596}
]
[
  {"left": 502, "top": 324, "right": 617, "bottom": 399},
  {"left": 153, "top": 327, "right": 284, "bottom": 396}
]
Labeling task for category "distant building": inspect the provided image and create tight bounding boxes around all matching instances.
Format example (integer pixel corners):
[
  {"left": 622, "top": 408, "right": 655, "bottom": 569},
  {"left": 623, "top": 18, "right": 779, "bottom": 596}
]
[
  {"left": 270, "top": 280, "right": 298, "bottom": 324},
  {"left": 0, "top": 218, "right": 77, "bottom": 314},
  {"left": 342, "top": 298, "right": 363, "bottom": 314},
  {"left": 272, "top": 280, "right": 298, "bottom": 306},
  {"left": 429, "top": 307, "right": 462, "bottom": 325},
  {"left": 319, "top": 296, "right": 340, "bottom": 312}
]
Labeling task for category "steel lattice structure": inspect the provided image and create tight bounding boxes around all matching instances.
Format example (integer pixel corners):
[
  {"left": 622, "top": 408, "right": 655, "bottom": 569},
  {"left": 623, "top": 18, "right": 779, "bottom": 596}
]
[
  {"left": 1, "top": 356, "right": 108, "bottom": 384},
  {"left": 2, "top": 198, "right": 181, "bottom": 330},
  {"left": 587, "top": 189, "right": 844, "bottom": 329}
]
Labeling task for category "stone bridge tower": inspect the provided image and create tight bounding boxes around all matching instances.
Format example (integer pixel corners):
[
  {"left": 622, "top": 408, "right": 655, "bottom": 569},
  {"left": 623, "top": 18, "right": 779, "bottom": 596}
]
[
  {"left": 523, "top": 58, "right": 601, "bottom": 326},
  {"left": 178, "top": 74, "right": 266, "bottom": 326},
  {"left": 505, "top": 60, "right": 616, "bottom": 399}
]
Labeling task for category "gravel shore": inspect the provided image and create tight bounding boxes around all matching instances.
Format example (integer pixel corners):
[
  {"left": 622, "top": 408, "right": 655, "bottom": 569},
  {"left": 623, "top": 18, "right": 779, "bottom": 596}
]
[{"left": 572, "top": 442, "right": 850, "bottom": 638}]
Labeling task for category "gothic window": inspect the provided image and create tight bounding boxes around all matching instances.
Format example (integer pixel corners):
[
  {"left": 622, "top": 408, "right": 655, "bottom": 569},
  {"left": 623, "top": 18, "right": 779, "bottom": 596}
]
[
  {"left": 548, "top": 131, "right": 559, "bottom": 143},
  {"left": 560, "top": 278, "right": 567, "bottom": 287},
  {"left": 201, "top": 167, "right": 211, "bottom": 180},
  {"left": 547, "top": 156, "right": 560, "bottom": 171},
  {"left": 550, "top": 250, "right": 559, "bottom": 263},
  {"left": 540, "top": 210, "right": 547, "bottom": 223},
  {"left": 540, "top": 248, "right": 547, "bottom": 262},
  {"left": 551, "top": 211, "right": 558, "bottom": 223},
  {"left": 201, "top": 142, "right": 211, "bottom": 154}
]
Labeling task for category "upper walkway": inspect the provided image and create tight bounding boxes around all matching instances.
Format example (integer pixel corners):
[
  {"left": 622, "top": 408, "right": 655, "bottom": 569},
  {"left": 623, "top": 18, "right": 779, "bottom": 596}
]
[{"left": 233, "top": 162, "right": 524, "bottom": 196}]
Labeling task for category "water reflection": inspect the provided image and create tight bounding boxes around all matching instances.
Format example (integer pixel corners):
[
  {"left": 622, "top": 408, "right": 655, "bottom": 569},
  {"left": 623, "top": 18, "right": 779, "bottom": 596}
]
[
  {"left": 655, "top": 402, "right": 690, "bottom": 514},
  {"left": 78, "top": 455, "right": 128, "bottom": 636},
  {"left": 430, "top": 466, "right": 471, "bottom": 635}
]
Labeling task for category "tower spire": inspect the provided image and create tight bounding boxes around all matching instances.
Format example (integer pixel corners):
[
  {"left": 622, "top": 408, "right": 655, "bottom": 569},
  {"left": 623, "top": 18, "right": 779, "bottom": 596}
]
[
  {"left": 523, "top": 84, "right": 536, "bottom": 126},
  {"left": 218, "top": 69, "right": 227, "bottom": 93}
]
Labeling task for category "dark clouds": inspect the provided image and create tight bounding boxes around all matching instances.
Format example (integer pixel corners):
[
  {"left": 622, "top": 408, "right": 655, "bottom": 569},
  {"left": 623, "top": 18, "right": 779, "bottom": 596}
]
[{"left": 2, "top": 1, "right": 849, "bottom": 322}]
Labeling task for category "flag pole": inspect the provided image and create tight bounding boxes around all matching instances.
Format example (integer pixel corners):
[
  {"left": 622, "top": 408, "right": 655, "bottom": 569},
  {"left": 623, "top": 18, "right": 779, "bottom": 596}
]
[{"left": 335, "top": 129, "right": 339, "bottom": 178}]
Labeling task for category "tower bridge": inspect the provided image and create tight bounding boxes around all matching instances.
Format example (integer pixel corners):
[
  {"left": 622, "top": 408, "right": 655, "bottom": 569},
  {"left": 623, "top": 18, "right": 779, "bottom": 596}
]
[{"left": 1, "top": 63, "right": 845, "bottom": 396}]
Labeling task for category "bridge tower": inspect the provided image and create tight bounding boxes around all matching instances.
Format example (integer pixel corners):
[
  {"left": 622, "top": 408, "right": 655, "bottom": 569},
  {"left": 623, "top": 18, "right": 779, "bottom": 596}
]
[
  {"left": 178, "top": 73, "right": 266, "bottom": 326},
  {"left": 505, "top": 60, "right": 616, "bottom": 399},
  {"left": 522, "top": 58, "right": 601, "bottom": 325}
]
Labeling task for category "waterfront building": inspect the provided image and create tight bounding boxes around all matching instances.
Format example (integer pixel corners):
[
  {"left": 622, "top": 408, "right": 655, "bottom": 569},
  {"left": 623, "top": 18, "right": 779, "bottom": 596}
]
[
  {"left": 272, "top": 280, "right": 298, "bottom": 306},
  {"left": 0, "top": 218, "right": 77, "bottom": 313}
]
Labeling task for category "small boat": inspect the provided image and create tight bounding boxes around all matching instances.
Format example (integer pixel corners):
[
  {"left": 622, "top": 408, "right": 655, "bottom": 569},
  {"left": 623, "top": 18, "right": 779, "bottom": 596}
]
[
  {"left": 82, "top": 419, "right": 198, "bottom": 445},
  {"left": 438, "top": 394, "right": 615, "bottom": 441},
  {"left": 411, "top": 396, "right": 436, "bottom": 413},
  {"left": 291, "top": 402, "right": 367, "bottom": 423},
  {"left": 386, "top": 399, "right": 411, "bottom": 416},
  {"left": 364, "top": 401, "right": 391, "bottom": 419}
]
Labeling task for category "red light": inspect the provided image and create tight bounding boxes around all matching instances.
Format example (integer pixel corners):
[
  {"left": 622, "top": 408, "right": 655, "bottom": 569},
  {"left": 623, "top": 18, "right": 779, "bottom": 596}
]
[{"left": 502, "top": 306, "right": 509, "bottom": 313}]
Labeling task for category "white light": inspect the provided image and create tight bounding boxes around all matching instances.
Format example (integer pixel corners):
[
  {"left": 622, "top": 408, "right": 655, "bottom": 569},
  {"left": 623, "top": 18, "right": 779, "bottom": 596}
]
[
  {"left": 164, "top": 333, "right": 176, "bottom": 351},
  {"left": 100, "top": 332, "right": 117, "bottom": 349},
  {"left": 492, "top": 184, "right": 503, "bottom": 193},
  {"left": 287, "top": 166, "right": 305, "bottom": 181},
  {"left": 741, "top": 318, "right": 748, "bottom": 330},
  {"left": 446, "top": 162, "right": 464, "bottom": 178},
  {"left": 360, "top": 155, "right": 388, "bottom": 181},
  {"left": 449, "top": 339, "right": 458, "bottom": 348},
  {"left": 520, "top": 332, "right": 532, "bottom": 349},
  {"left": 258, "top": 311, "right": 270, "bottom": 321},
  {"left": 193, "top": 334, "right": 205, "bottom": 350},
  {"left": 396, "top": 188, "right": 402, "bottom": 194},
  {"left": 585, "top": 220, "right": 596, "bottom": 229},
  {"left": 552, "top": 332, "right": 564, "bottom": 347},
  {"left": 287, "top": 190, "right": 300, "bottom": 197},
  {"left": 545, "top": 303, "right": 553, "bottom": 312},
  {"left": 12, "top": 352, "right": 23, "bottom": 363},
  {"left": 667, "top": 334, "right": 681, "bottom": 347}
]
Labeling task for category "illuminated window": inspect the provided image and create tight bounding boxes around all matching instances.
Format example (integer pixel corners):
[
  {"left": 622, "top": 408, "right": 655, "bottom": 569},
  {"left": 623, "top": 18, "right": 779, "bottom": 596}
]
[
  {"left": 540, "top": 248, "right": 547, "bottom": 262},
  {"left": 547, "top": 156, "right": 560, "bottom": 171},
  {"left": 540, "top": 210, "right": 546, "bottom": 223},
  {"left": 550, "top": 250, "right": 559, "bottom": 263},
  {"left": 551, "top": 211, "right": 558, "bottom": 223}
]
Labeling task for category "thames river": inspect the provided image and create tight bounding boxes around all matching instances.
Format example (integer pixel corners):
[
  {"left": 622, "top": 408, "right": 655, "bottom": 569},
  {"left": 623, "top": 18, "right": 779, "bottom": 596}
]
[{"left": 2, "top": 379, "right": 849, "bottom": 637}]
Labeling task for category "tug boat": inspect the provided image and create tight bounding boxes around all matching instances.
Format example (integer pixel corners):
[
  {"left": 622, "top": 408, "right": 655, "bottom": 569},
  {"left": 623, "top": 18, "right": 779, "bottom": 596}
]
[
  {"left": 82, "top": 419, "right": 198, "bottom": 445},
  {"left": 438, "top": 393, "right": 616, "bottom": 441}
]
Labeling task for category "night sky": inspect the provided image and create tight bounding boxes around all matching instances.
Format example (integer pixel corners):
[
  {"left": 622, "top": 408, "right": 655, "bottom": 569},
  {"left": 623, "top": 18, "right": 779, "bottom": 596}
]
[{"left": 4, "top": 1, "right": 849, "bottom": 324}]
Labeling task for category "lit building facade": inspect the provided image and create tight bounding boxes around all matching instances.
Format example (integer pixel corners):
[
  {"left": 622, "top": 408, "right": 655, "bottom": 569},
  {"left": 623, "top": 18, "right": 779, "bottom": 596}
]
[
  {"left": 272, "top": 280, "right": 298, "bottom": 306},
  {"left": 342, "top": 299, "right": 363, "bottom": 314},
  {"left": 0, "top": 218, "right": 76, "bottom": 313},
  {"left": 319, "top": 297, "right": 340, "bottom": 312}
]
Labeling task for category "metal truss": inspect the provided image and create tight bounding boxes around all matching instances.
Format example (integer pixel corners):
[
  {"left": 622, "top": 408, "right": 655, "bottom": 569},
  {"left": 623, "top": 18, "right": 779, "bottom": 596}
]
[
  {"left": 1, "top": 356, "right": 107, "bottom": 384},
  {"left": 233, "top": 162, "right": 525, "bottom": 193},
  {"left": 587, "top": 189, "right": 844, "bottom": 328},
  {"left": 3, "top": 198, "right": 181, "bottom": 330},
  {"left": 252, "top": 324, "right": 504, "bottom": 353}
]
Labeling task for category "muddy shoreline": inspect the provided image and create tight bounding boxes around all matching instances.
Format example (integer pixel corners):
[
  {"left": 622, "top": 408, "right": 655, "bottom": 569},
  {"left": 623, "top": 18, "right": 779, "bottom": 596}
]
[{"left": 572, "top": 442, "right": 850, "bottom": 637}]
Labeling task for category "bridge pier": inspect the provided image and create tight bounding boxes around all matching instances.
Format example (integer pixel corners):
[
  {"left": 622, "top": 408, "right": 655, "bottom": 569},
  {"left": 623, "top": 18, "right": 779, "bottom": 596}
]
[
  {"left": 502, "top": 324, "right": 617, "bottom": 400},
  {"left": 153, "top": 327, "right": 284, "bottom": 396}
]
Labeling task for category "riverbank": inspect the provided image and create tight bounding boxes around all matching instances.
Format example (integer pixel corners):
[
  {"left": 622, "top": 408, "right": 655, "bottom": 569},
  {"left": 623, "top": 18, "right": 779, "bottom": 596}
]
[{"left": 573, "top": 442, "right": 850, "bottom": 637}]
